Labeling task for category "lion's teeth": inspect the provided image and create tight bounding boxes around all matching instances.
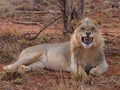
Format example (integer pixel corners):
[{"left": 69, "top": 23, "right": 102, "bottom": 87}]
[{"left": 84, "top": 37, "right": 92, "bottom": 42}]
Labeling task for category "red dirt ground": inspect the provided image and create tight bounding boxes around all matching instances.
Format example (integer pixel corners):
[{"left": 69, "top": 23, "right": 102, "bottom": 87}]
[
  {"left": 0, "top": 18, "right": 63, "bottom": 35},
  {"left": 0, "top": 18, "right": 120, "bottom": 90},
  {"left": 0, "top": 0, "right": 120, "bottom": 89}
]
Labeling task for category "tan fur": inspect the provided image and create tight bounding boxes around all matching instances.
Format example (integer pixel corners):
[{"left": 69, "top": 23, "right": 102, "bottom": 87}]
[
  {"left": 71, "top": 19, "right": 81, "bottom": 30},
  {"left": 3, "top": 18, "right": 108, "bottom": 77}
]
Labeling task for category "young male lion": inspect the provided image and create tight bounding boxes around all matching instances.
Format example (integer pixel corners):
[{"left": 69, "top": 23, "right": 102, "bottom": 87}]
[{"left": 3, "top": 18, "right": 108, "bottom": 77}]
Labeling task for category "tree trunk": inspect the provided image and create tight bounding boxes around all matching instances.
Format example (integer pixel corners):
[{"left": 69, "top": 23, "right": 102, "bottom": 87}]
[
  {"left": 59, "top": 0, "right": 84, "bottom": 34},
  {"left": 63, "top": 0, "right": 73, "bottom": 34},
  {"left": 77, "top": 0, "right": 84, "bottom": 19}
]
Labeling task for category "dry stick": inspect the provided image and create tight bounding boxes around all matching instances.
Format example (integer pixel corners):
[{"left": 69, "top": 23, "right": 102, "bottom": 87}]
[
  {"left": 10, "top": 19, "right": 39, "bottom": 25},
  {"left": 103, "top": 32, "right": 120, "bottom": 38},
  {"left": 105, "top": 50, "right": 120, "bottom": 55},
  {"left": 29, "top": 15, "right": 62, "bottom": 40},
  {"left": 16, "top": 10, "right": 61, "bottom": 14}
]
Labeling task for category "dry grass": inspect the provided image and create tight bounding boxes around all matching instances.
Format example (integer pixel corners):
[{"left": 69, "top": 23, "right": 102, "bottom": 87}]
[
  {"left": 0, "top": 30, "right": 120, "bottom": 90},
  {"left": 0, "top": 0, "right": 15, "bottom": 17},
  {"left": 0, "top": 0, "right": 120, "bottom": 90}
]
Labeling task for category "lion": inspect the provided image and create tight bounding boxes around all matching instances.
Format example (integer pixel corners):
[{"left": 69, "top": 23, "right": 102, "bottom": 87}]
[{"left": 3, "top": 17, "right": 108, "bottom": 77}]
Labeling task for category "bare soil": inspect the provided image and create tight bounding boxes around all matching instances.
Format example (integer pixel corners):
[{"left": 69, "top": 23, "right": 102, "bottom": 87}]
[
  {"left": 0, "top": 0, "right": 120, "bottom": 90},
  {"left": 0, "top": 18, "right": 119, "bottom": 90}
]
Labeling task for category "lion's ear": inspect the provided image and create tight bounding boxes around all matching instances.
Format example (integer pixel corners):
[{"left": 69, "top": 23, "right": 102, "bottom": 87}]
[
  {"left": 93, "top": 19, "right": 103, "bottom": 28},
  {"left": 71, "top": 19, "right": 81, "bottom": 31}
]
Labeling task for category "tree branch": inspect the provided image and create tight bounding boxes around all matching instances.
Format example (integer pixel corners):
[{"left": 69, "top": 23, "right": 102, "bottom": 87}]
[
  {"left": 105, "top": 50, "right": 120, "bottom": 55},
  {"left": 10, "top": 19, "right": 40, "bottom": 25},
  {"left": 28, "top": 15, "right": 62, "bottom": 40},
  {"left": 16, "top": 10, "right": 61, "bottom": 14}
]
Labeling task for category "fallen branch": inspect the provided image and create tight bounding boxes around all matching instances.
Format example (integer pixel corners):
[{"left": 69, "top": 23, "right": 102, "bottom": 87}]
[
  {"left": 16, "top": 10, "right": 61, "bottom": 14},
  {"left": 10, "top": 19, "right": 41, "bottom": 25},
  {"left": 105, "top": 50, "right": 120, "bottom": 55},
  {"left": 28, "top": 15, "right": 62, "bottom": 40},
  {"left": 103, "top": 32, "right": 120, "bottom": 38},
  {"left": 103, "top": 32, "right": 115, "bottom": 37}
]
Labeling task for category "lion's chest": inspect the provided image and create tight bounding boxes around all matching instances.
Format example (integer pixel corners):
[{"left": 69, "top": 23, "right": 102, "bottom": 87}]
[{"left": 74, "top": 49, "right": 99, "bottom": 69}]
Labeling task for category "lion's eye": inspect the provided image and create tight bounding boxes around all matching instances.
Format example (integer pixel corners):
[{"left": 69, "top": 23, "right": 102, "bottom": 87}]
[
  {"left": 81, "top": 27, "right": 85, "bottom": 31},
  {"left": 91, "top": 27, "right": 97, "bottom": 32},
  {"left": 91, "top": 27, "right": 95, "bottom": 30}
]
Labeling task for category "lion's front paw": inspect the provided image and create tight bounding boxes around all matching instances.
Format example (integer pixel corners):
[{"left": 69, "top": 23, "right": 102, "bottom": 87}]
[
  {"left": 90, "top": 68, "right": 101, "bottom": 77},
  {"left": 18, "top": 65, "right": 31, "bottom": 73},
  {"left": 3, "top": 65, "right": 16, "bottom": 73}
]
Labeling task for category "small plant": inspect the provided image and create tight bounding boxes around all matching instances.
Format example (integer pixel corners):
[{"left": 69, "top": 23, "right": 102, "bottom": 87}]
[
  {"left": 111, "top": 23, "right": 120, "bottom": 27},
  {"left": 0, "top": 0, "right": 15, "bottom": 17},
  {"left": 0, "top": 50, "right": 16, "bottom": 63}
]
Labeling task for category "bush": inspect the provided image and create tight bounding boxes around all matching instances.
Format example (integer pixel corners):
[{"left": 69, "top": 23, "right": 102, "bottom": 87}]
[{"left": 0, "top": 0, "right": 15, "bottom": 17}]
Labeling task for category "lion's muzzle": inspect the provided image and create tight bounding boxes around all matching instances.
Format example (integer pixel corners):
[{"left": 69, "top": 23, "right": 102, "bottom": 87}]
[
  {"left": 82, "top": 32, "right": 93, "bottom": 45},
  {"left": 82, "top": 37, "right": 93, "bottom": 45}
]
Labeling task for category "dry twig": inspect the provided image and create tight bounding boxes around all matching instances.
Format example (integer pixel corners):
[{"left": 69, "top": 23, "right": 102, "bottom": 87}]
[
  {"left": 10, "top": 19, "right": 41, "bottom": 25},
  {"left": 16, "top": 10, "right": 61, "bottom": 14},
  {"left": 29, "top": 15, "right": 62, "bottom": 40}
]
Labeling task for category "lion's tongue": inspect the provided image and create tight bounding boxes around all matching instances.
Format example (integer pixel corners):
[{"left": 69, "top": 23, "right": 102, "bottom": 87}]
[{"left": 84, "top": 37, "right": 91, "bottom": 42}]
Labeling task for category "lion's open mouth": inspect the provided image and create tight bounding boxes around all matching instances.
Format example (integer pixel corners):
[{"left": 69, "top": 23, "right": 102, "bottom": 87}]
[{"left": 82, "top": 37, "right": 93, "bottom": 44}]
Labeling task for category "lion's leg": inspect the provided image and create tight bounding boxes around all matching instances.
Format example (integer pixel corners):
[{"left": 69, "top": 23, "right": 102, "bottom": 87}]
[
  {"left": 90, "top": 61, "right": 108, "bottom": 76},
  {"left": 71, "top": 62, "right": 88, "bottom": 81},
  {"left": 70, "top": 55, "right": 77, "bottom": 74},
  {"left": 18, "top": 52, "right": 47, "bottom": 72},
  {"left": 3, "top": 50, "right": 45, "bottom": 73},
  {"left": 70, "top": 55, "right": 88, "bottom": 81},
  {"left": 18, "top": 60, "right": 45, "bottom": 72}
]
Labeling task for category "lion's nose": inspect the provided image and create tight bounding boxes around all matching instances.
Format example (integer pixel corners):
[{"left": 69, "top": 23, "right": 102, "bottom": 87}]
[{"left": 86, "top": 32, "right": 91, "bottom": 36}]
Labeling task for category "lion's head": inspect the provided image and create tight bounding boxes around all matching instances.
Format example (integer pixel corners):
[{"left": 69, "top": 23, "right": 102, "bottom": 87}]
[{"left": 72, "top": 18, "right": 104, "bottom": 48}]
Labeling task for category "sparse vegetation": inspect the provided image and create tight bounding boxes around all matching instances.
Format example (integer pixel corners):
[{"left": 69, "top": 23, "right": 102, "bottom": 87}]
[
  {"left": 0, "top": 0, "right": 120, "bottom": 90},
  {"left": 111, "top": 23, "right": 120, "bottom": 27},
  {"left": 0, "top": 0, "right": 15, "bottom": 17}
]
